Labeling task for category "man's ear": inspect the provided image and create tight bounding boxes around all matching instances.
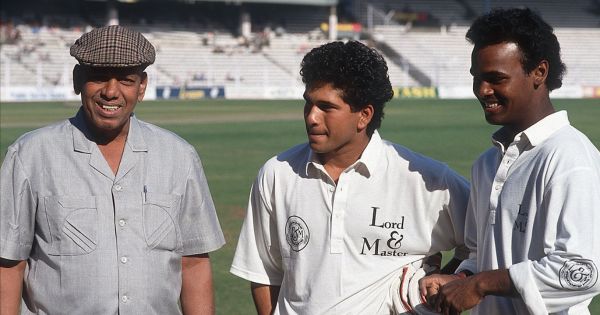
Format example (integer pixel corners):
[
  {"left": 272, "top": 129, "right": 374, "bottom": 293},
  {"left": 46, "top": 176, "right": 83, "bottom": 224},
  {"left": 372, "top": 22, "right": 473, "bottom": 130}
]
[
  {"left": 137, "top": 72, "right": 148, "bottom": 102},
  {"left": 73, "top": 64, "right": 83, "bottom": 95},
  {"left": 357, "top": 104, "right": 374, "bottom": 132},
  {"left": 532, "top": 60, "right": 549, "bottom": 89}
]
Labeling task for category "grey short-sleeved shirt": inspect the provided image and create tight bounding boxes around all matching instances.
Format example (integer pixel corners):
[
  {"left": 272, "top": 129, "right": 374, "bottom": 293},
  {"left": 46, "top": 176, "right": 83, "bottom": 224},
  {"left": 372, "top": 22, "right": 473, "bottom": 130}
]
[{"left": 0, "top": 108, "right": 225, "bottom": 314}]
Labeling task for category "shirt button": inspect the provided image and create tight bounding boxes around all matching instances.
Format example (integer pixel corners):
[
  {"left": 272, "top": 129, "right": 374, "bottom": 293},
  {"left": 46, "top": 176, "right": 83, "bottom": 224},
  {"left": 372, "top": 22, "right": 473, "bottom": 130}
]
[
  {"left": 120, "top": 256, "right": 128, "bottom": 264},
  {"left": 114, "top": 184, "right": 122, "bottom": 191},
  {"left": 121, "top": 295, "right": 128, "bottom": 303},
  {"left": 495, "top": 185, "right": 502, "bottom": 190},
  {"left": 118, "top": 219, "right": 126, "bottom": 227}
]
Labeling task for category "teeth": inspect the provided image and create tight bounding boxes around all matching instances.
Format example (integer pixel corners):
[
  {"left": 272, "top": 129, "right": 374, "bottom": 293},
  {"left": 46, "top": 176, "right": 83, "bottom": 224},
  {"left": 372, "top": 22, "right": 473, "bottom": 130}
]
[
  {"left": 102, "top": 105, "right": 119, "bottom": 111},
  {"left": 485, "top": 103, "right": 499, "bottom": 109}
]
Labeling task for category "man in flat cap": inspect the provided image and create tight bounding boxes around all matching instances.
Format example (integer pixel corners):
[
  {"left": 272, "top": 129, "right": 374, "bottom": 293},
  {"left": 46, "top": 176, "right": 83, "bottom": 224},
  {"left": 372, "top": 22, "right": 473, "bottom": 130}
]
[{"left": 0, "top": 25, "right": 225, "bottom": 314}]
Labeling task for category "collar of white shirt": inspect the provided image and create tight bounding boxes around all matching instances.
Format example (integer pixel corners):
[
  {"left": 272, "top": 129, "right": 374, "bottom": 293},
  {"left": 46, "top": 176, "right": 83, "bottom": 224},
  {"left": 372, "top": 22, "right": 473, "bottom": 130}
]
[
  {"left": 304, "top": 130, "right": 385, "bottom": 179},
  {"left": 491, "top": 110, "right": 570, "bottom": 152}
]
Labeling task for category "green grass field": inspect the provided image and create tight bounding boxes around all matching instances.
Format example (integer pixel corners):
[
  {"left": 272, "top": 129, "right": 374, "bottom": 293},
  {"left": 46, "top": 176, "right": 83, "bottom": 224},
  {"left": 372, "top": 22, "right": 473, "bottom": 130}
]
[{"left": 1, "top": 99, "right": 599, "bottom": 314}]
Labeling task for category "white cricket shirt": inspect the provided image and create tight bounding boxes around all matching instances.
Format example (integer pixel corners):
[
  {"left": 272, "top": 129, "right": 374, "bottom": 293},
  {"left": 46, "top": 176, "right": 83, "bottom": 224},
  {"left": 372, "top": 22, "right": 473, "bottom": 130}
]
[
  {"left": 231, "top": 131, "right": 469, "bottom": 314},
  {"left": 457, "top": 111, "right": 600, "bottom": 315}
]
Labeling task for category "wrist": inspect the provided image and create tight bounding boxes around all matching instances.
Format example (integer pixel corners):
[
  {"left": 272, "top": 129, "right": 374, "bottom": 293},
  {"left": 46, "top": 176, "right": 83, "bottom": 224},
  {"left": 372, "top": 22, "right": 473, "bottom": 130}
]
[
  {"left": 455, "top": 272, "right": 467, "bottom": 279},
  {"left": 454, "top": 270, "right": 474, "bottom": 279}
]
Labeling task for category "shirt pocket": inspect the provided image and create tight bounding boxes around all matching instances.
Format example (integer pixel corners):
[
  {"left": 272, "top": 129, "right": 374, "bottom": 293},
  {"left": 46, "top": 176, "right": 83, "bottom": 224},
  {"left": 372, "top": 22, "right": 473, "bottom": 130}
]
[
  {"left": 43, "top": 195, "right": 98, "bottom": 256},
  {"left": 143, "top": 192, "right": 182, "bottom": 252}
]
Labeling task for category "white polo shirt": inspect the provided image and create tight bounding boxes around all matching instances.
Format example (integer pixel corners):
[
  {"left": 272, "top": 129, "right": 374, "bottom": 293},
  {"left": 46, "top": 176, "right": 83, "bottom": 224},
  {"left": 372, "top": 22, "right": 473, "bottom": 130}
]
[
  {"left": 457, "top": 111, "right": 600, "bottom": 315},
  {"left": 231, "top": 131, "right": 470, "bottom": 314}
]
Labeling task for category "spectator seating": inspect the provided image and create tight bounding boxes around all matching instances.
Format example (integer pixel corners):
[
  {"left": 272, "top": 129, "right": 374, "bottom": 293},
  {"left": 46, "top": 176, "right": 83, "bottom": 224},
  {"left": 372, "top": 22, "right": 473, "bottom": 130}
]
[{"left": 1, "top": 20, "right": 598, "bottom": 92}]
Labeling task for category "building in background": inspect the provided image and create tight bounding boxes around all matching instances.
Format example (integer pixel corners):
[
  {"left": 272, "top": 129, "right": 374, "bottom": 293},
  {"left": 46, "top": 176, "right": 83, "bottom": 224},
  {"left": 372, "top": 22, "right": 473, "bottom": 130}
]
[{"left": 1, "top": 0, "right": 599, "bottom": 101}]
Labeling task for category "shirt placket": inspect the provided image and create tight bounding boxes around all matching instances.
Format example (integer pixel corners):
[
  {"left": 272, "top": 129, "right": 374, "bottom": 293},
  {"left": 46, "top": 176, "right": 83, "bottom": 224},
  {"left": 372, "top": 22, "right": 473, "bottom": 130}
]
[
  {"left": 111, "top": 180, "right": 133, "bottom": 311},
  {"left": 330, "top": 173, "right": 348, "bottom": 255},
  {"left": 330, "top": 170, "right": 350, "bottom": 303},
  {"left": 489, "top": 136, "right": 521, "bottom": 225}
]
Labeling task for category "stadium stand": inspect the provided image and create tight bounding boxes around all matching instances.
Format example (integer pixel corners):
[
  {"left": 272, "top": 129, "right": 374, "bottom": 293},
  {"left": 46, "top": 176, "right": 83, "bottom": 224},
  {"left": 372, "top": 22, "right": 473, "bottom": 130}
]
[{"left": 1, "top": 0, "right": 599, "bottom": 100}]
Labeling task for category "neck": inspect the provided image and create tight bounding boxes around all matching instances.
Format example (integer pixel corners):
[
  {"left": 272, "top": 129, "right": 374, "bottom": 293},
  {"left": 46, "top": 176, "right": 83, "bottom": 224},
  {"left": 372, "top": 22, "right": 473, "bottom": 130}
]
[
  {"left": 318, "top": 133, "right": 370, "bottom": 183},
  {"left": 89, "top": 121, "right": 130, "bottom": 146},
  {"left": 505, "top": 96, "right": 555, "bottom": 142}
]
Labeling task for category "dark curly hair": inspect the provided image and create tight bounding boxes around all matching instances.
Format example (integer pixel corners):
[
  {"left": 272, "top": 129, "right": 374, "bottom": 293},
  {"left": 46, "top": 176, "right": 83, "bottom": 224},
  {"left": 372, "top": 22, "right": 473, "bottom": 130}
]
[
  {"left": 466, "top": 8, "right": 566, "bottom": 91},
  {"left": 300, "top": 41, "right": 394, "bottom": 136}
]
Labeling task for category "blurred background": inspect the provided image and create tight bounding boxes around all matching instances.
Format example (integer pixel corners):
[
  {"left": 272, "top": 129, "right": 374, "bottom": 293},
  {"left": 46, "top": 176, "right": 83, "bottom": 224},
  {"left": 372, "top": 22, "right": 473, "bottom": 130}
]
[{"left": 1, "top": 0, "right": 599, "bottom": 102}]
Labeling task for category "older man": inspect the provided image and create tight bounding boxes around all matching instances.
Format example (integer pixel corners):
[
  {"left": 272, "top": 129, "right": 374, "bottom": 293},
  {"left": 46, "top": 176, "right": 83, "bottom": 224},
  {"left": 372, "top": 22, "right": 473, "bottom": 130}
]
[{"left": 0, "top": 25, "right": 225, "bottom": 314}]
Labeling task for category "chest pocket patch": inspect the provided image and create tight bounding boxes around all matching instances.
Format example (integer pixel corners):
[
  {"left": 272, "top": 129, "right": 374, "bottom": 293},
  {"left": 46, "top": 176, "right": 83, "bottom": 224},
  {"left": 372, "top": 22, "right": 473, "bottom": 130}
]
[
  {"left": 143, "top": 192, "right": 182, "bottom": 251},
  {"left": 44, "top": 196, "right": 98, "bottom": 256}
]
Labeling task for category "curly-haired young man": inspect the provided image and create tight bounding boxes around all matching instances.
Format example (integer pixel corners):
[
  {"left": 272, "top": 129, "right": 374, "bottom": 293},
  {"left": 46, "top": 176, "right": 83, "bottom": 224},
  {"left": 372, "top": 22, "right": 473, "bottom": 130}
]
[
  {"left": 420, "top": 8, "right": 600, "bottom": 315},
  {"left": 231, "top": 40, "right": 470, "bottom": 314}
]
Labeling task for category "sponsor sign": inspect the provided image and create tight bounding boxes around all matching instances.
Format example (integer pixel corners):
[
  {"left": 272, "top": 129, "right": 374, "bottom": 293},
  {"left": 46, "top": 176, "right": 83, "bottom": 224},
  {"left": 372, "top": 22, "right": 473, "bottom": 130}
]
[
  {"left": 155, "top": 86, "right": 225, "bottom": 100},
  {"left": 582, "top": 86, "right": 600, "bottom": 98},
  {"left": 0, "top": 86, "right": 79, "bottom": 102},
  {"left": 393, "top": 87, "right": 438, "bottom": 99}
]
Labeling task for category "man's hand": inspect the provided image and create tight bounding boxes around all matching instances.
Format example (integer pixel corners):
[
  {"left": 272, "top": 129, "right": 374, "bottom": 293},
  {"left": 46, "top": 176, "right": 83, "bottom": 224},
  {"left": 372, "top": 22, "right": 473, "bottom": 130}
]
[
  {"left": 418, "top": 273, "right": 462, "bottom": 304},
  {"left": 431, "top": 276, "right": 484, "bottom": 315},
  {"left": 426, "top": 269, "right": 516, "bottom": 315}
]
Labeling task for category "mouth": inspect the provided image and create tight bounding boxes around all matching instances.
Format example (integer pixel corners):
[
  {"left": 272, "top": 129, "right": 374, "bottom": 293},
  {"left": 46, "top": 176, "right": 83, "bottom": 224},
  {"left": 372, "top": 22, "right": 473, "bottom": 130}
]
[
  {"left": 101, "top": 104, "right": 121, "bottom": 111},
  {"left": 483, "top": 101, "right": 499, "bottom": 109},
  {"left": 307, "top": 131, "right": 326, "bottom": 141},
  {"left": 96, "top": 102, "right": 124, "bottom": 115},
  {"left": 481, "top": 100, "right": 503, "bottom": 114}
]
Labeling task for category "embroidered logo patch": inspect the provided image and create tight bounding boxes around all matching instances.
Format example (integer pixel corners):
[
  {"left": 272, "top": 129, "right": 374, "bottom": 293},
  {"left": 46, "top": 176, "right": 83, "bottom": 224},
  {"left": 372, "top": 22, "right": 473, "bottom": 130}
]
[
  {"left": 559, "top": 259, "right": 598, "bottom": 290},
  {"left": 285, "top": 216, "right": 310, "bottom": 252}
]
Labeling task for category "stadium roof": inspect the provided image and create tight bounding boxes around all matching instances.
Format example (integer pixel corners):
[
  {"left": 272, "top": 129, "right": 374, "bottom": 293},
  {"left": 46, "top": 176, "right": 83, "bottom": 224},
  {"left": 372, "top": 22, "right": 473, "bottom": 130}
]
[{"left": 177, "top": 0, "right": 338, "bottom": 5}]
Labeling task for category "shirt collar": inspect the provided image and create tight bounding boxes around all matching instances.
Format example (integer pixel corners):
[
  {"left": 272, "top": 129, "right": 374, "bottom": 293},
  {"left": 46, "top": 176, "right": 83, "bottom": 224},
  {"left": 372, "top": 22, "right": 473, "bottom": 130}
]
[
  {"left": 522, "top": 110, "right": 570, "bottom": 147},
  {"left": 71, "top": 107, "right": 148, "bottom": 153},
  {"left": 127, "top": 115, "right": 148, "bottom": 152},
  {"left": 304, "top": 130, "right": 384, "bottom": 178},
  {"left": 491, "top": 110, "right": 570, "bottom": 151}
]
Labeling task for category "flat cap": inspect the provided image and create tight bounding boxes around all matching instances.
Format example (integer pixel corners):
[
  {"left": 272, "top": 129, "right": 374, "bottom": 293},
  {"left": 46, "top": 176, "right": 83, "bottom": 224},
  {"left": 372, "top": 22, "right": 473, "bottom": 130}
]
[{"left": 70, "top": 25, "right": 155, "bottom": 68}]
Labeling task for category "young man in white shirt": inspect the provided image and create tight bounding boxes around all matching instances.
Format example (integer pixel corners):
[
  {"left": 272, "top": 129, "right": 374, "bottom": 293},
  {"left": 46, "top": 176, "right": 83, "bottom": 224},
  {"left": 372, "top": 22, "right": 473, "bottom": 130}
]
[
  {"left": 420, "top": 8, "right": 600, "bottom": 315},
  {"left": 231, "top": 40, "right": 470, "bottom": 314}
]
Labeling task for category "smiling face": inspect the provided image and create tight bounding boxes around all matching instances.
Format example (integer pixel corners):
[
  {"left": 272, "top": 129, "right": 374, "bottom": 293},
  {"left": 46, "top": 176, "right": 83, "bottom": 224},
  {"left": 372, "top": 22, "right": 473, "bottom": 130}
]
[
  {"left": 75, "top": 66, "right": 147, "bottom": 141},
  {"left": 471, "top": 42, "right": 550, "bottom": 135},
  {"left": 303, "top": 83, "right": 372, "bottom": 163}
]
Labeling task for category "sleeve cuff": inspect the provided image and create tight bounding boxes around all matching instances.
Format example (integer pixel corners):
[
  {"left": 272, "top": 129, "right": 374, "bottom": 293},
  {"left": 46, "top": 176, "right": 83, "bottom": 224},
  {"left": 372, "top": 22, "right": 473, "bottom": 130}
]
[
  {"left": 455, "top": 258, "right": 477, "bottom": 275},
  {"left": 0, "top": 238, "right": 31, "bottom": 261},
  {"left": 230, "top": 264, "right": 283, "bottom": 286},
  {"left": 509, "top": 261, "right": 547, "bottom": 315},
  {"left": 181, "top": 232, "right": 226, "bottom": 256}
]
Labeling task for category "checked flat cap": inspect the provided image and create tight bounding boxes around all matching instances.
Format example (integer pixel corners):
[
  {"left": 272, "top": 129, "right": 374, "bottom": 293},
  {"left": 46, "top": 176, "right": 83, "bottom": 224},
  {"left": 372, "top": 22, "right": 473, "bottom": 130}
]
[{"left": 70, "top": 25, "right": 155, "bottom": 67}]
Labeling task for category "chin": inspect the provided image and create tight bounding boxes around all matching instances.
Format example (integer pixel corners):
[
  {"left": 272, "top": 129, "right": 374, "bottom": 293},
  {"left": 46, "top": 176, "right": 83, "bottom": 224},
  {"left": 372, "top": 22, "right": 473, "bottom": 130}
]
[
  {"left": 309, "top": 144, "right": 328, "bottom": 154},
  {"left": 484, "top": 113, "right": 503, "bottom": 125}
]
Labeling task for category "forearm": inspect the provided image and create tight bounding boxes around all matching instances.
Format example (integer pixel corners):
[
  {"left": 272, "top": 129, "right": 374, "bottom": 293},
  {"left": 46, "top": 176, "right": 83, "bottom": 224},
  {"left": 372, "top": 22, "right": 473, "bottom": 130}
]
[
  {"left": 473, "top": 269, "right": 518, "bottom": 298},
  {"left": 251, "top": 282, "right": 280, "bottom": 315},
  {"left": 181, "top": 254, "right": 215, "bottom": 315},
  {"left": 0, "top": 259, "right": 26, "bottom": 315}
]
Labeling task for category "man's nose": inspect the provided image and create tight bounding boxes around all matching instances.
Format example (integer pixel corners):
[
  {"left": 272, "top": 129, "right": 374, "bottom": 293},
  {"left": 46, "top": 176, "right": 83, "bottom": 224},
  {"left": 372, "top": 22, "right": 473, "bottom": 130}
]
[
  {"left": 304, "top": 104, "right": 320, "bottom": 125},
  {"left": 101, "top": 78, "right": 119, "bottom": 99},
  {"left": 475, "top": 80, "right": 493, "bottom": 98}
]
